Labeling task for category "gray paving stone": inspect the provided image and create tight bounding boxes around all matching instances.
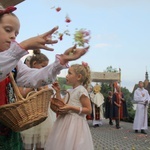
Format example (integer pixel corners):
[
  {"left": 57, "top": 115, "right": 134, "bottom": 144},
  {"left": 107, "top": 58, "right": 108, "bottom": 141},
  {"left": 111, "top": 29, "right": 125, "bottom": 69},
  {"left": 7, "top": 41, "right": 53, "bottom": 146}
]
[{"left": 88, "top": 119, "right": 150, "bottom": 150}]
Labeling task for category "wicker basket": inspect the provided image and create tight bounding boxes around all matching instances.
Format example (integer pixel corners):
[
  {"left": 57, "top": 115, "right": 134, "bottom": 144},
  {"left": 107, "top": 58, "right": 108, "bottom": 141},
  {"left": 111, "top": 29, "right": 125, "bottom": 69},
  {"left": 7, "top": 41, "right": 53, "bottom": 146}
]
[
  {"left": 0, "top": 73, "right": 53, "bottom": 132},
  {"left": 50, "top": 90, "right": 70, "bottom": 113}
]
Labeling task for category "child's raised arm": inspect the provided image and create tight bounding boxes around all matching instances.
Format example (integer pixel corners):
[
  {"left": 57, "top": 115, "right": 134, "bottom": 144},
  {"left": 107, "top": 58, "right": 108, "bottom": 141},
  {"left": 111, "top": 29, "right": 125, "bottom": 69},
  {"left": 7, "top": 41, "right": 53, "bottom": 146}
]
[{"left": 19, "top": 26, "right": 58, "bottom": 51}]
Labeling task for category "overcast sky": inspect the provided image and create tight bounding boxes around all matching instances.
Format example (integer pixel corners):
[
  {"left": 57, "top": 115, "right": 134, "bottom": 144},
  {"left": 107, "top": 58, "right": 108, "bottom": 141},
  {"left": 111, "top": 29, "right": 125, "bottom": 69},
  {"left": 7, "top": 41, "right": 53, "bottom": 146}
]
[{"left": 14, "top": 0, "right": 150, "bottom": 92}]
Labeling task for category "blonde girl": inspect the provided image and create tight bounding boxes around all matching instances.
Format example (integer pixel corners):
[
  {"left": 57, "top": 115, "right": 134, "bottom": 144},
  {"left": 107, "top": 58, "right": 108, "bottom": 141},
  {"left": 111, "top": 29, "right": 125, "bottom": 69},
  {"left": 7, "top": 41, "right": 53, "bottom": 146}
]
[{"left": 45, "top": 62, "right": 94, "bottom": 150}]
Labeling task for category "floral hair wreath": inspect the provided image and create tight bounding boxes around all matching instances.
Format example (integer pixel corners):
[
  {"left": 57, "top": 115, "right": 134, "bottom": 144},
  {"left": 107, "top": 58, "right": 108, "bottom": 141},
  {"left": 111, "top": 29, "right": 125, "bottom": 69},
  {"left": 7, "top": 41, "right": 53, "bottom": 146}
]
[{"left": 0, "top": 6, "right": 17, "bottom": 15}]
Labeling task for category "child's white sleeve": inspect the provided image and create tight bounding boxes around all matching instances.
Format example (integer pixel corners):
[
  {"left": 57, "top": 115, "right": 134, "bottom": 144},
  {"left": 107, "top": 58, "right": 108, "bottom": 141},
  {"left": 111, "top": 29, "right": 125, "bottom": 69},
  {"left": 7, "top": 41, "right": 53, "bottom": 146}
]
[
  {"left": 0, "top": 41, "right": 28, "bottom": 81},
  {"left": 16, "top": 57, "right": 68, "bottom": 88}
]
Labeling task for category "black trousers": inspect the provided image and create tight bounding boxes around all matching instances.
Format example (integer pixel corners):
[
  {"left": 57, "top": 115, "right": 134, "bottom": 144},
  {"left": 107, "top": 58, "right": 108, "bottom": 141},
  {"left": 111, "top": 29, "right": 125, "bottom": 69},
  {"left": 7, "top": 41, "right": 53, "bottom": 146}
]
[{"left": 115, "top": 119, "right": 120, "bottom": 127}]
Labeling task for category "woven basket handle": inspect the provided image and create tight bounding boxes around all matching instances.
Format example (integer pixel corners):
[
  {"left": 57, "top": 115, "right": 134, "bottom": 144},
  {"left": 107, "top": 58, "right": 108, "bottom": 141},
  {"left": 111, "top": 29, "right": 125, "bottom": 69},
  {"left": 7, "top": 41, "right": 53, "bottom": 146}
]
[
  {"left": 9, "top": 72, "right": 25, "bottom": 101},
  {"left": 53, "top": 90, "right": 70, "bottom": 104},
  {"left": 26, "top": 91, "right": 36, "bottom": 98}
]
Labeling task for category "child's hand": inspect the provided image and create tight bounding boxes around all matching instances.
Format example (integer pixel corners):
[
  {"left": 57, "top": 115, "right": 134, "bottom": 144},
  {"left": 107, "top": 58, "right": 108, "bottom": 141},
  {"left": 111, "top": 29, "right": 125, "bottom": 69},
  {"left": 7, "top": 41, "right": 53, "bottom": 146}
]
[
  {"left": 58, "top": 104, "right": 70, "bottom": 114},
  {"left": 52, "top": 82, "right": 60, "bottom": 92},
  {"left": 19, "top": 26, "right": 59, "bottom": 51},
  {"left": 58, "top": 45, "right": 89, "bottom": 65}
]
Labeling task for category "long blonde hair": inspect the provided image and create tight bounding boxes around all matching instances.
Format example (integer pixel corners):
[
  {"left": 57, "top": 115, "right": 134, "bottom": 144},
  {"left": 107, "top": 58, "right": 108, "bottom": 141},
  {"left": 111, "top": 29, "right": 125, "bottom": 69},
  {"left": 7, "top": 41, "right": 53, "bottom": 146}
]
[{"left": 71, "top": 63, "right": 91, "bottom": 89}]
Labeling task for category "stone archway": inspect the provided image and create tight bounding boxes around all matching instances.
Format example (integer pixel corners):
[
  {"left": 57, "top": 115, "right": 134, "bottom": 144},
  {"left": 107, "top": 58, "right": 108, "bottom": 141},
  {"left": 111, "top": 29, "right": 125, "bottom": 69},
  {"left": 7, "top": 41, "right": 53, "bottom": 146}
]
[{"left": 91, "top": 71, "right": 121, "bottom": 83}]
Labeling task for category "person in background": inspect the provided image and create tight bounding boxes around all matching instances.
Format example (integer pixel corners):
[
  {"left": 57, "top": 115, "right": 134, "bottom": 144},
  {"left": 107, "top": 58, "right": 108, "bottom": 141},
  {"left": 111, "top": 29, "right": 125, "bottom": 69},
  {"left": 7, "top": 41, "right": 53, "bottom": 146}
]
[
  {"left": 24, "top": 55, "right": 32, "bottom": 67},
  {"left": 112, "top": 83, "right": 128, "bottom": 129},
  {"left": 20, "top": 49, "right": 56, "bottom": 150},
  {"left": 86, "top": 84, "right": 94, "bottom": 120},
  {"left": 133, "top": 81, "right": 150, "bottom": 134},
  {"left": 45, "top": 62, "right": 94, "bottom": 150},
  {"left": 91, "top": 83, "right": 104, "bottom": 127},
  {"left": 0, "top": 4, "right": 89, "bottom": 150},
  {"left": 105, "top": 91, "right": 113, "bottom": 125}
]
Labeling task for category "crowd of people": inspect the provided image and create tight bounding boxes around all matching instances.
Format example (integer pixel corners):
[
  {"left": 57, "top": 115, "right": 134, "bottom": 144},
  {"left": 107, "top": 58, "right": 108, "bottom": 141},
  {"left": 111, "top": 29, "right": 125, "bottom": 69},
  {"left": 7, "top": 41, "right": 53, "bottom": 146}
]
[
  {"left": 87, "top": 81, "right": 150, "bottom": 135},
  {"left": 20, "top": 50, "right": 94, "bottom": 150},
  {"left": 0, "top": 4, "right": 91, "bottom": 150},
  {"left": 87, "top": 82, "right": 128, "bottom": 129},
  {"left": 0, "top": 3, "right": 150, "bottom": 150}
]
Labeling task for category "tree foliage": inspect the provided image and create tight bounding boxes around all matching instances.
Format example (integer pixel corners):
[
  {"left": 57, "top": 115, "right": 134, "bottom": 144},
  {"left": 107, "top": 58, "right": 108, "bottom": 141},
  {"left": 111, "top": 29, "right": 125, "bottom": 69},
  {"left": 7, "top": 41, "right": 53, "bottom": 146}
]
[{"left": 104, "top": 66, "right": 118, "bottom": 73}]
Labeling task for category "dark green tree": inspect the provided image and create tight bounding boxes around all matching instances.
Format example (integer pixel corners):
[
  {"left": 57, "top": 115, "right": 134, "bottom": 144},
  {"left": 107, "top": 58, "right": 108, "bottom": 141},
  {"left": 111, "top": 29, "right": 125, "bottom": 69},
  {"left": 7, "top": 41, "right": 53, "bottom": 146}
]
[
  {"left": 104, "top": 66, "right": 118, "bottom": 73},
  {"left": 121, "top": 87, "right": 135, "bottom": 122},
  {"left": 57, "top": 77, "right": 72, "bottom": 95}
]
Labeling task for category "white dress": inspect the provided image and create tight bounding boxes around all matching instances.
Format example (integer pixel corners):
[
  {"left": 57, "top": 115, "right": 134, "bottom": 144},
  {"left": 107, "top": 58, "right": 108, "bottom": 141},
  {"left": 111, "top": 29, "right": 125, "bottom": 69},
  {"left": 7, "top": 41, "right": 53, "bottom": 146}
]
[
  {"left": 133, "top": 88, "right": 150, "bottom": 130},
  {"left": 45, "top": 85, "right": 94, "bottom": 150},
  {"left": 21, "top": 105, "right": 56, "bottom": 149}
]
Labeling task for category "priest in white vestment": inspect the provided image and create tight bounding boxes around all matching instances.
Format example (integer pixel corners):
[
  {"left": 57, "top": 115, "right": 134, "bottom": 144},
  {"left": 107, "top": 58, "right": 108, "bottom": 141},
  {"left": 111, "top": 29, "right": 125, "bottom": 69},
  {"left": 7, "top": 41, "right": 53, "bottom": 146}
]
[
  {"left": 91, "top": 84, "right": 104, "bottom": 127},
  {"left": 133, "top": 81, "right": 150, "bottom": 134}
]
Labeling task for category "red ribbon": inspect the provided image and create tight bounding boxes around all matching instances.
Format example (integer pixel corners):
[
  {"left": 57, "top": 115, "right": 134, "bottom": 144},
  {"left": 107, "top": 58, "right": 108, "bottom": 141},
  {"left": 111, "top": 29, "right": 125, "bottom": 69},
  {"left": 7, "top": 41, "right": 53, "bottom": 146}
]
[{"left": 0, "top": 6, "right": 17, "bottom": 15}]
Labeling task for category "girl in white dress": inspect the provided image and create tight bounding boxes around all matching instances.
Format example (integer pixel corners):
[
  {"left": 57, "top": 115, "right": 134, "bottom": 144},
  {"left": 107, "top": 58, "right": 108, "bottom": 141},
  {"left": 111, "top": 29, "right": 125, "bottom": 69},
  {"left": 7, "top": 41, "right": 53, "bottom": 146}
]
[
  {"left": 20, "top": 49, "right": 56, "bottom": 150},
  {"left": 45, "top": 62, "right": 94, "bottom": 150}
]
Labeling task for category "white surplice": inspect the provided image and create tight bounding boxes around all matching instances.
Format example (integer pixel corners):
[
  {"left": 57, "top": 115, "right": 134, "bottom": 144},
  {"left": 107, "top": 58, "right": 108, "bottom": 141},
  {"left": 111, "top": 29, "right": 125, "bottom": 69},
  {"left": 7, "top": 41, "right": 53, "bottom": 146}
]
[
  {"left": 91, "top": 92, "right": 104, "bottom": 125},
  {"left": 133, "top": 87, "right": 150, "bottom": 130}
]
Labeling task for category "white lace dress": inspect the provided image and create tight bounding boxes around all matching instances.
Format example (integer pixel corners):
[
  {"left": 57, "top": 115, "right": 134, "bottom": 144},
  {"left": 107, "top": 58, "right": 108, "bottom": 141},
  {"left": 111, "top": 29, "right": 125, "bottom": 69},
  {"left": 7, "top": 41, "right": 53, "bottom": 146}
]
[
  {"left": 45, "top": 85, "right": 94, "bottom": 150},
  {"left": 21, "top": 105, "right": 56, "bottom": 149}
]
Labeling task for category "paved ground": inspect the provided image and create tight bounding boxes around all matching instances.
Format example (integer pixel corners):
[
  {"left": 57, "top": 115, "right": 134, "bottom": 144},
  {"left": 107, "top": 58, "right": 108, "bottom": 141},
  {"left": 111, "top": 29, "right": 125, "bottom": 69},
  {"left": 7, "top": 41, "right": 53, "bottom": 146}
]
[{"left": 88, "top": 119, "right": 150, "bottom": 150}]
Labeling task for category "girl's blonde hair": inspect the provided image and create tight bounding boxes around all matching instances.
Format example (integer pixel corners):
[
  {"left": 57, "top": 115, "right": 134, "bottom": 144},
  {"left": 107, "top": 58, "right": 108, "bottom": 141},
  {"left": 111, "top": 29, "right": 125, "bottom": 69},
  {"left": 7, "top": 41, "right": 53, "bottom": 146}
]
[{"left": 71, "top": 63, "right": 91, "bottom": 89}]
